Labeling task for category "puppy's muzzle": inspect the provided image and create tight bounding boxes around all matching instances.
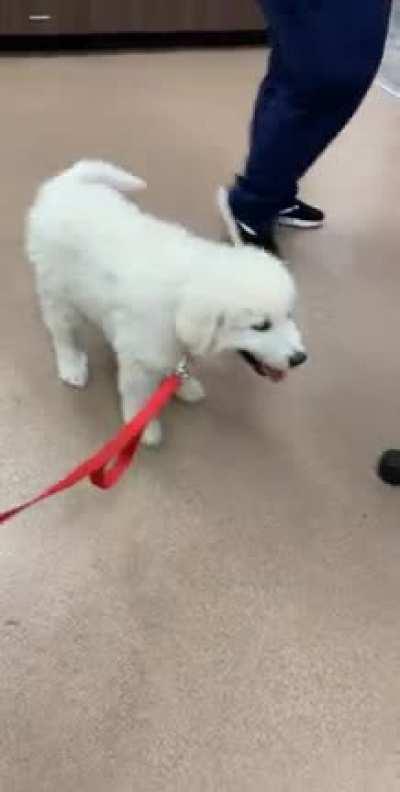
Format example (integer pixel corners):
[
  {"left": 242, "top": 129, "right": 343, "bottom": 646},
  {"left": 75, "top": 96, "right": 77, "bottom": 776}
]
[{"left": 289, "top": 351, "right": 308, "bottom": 368}]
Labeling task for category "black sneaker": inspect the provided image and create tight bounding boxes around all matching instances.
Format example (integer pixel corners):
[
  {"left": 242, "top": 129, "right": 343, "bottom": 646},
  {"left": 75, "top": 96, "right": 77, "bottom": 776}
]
[
  {"left": 217, "top": 186, "right": 280, "bottom": 257},
  {"left": 278, "top": 199, "right": 324, "bottom": 228}
]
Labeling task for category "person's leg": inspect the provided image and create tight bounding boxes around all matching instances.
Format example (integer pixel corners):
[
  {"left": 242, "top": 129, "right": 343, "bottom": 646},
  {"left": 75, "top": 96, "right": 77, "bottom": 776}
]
[{"left": 229, "top": 0, "right": 391, "bottom": 233}]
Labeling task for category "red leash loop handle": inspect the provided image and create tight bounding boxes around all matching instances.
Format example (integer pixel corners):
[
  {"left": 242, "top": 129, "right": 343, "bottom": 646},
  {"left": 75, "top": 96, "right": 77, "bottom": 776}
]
[{"left": 0, "top": 373, "right": 181, "bottom": 525}]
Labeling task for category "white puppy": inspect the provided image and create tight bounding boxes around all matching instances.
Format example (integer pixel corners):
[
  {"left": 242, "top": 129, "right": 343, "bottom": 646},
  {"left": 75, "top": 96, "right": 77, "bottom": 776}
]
[{"left": 26, "top": 161, "right": 306, "bottom": 447}]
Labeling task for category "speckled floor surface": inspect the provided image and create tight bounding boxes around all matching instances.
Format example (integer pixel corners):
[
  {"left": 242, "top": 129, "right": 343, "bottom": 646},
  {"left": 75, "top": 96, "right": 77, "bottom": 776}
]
[{"left": 0, "top": 48, "right": 400, "bottom": 792}]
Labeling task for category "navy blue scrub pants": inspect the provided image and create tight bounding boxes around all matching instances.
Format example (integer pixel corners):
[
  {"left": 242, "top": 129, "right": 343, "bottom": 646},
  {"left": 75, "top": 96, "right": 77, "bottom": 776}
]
[{"left": 230, "top": 0, "right": 391, "bottom": 231}]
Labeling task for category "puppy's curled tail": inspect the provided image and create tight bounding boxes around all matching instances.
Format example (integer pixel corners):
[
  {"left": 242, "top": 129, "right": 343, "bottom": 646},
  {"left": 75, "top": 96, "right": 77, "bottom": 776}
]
[{"left": 67, "top": 159, "right": 147, "bottom": 194}]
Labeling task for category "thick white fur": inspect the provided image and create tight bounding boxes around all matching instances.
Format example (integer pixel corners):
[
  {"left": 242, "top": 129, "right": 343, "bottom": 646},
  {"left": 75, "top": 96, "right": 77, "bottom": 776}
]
[{"left": 26, "top": 160, "right": 305, "bottom": 446}]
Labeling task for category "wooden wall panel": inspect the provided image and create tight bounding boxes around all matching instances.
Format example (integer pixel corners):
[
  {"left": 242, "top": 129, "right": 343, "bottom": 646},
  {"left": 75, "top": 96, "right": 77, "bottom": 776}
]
[{"left": 0, "top": 1, "right": 264, "bottom": 36}]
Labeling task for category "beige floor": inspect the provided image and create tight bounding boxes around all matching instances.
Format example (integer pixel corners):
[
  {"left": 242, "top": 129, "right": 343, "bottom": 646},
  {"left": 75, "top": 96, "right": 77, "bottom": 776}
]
[{"left": 0, "top": 47, "right": 400, "bottom": 792}]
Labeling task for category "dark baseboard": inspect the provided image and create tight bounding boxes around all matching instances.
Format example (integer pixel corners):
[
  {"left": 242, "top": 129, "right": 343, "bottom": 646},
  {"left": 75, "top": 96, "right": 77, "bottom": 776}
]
[{"left": 0, "top": 29, "right": 270, "bottom": 54}]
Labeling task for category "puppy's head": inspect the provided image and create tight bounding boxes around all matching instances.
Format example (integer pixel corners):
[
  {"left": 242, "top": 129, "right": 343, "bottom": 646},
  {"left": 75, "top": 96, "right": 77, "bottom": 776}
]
[{"left": 176, "top": 246, "right": 306, "bottom": 381}]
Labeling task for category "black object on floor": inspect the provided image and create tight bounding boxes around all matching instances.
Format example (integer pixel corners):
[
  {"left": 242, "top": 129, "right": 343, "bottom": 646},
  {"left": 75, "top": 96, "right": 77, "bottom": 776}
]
[{"left": 377, "top": 449, "right": 400, "bottom": 486}]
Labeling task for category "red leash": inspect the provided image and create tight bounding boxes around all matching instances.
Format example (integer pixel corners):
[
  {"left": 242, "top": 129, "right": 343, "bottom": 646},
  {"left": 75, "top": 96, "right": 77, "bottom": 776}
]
[{"left": 0, "top": 372, "right": 181, "bottom": 526}]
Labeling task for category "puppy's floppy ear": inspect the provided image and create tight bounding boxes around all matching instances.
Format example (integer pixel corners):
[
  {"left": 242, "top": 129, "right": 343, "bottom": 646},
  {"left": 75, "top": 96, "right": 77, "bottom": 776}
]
[{"left": 176, "top": 292, "right": 225, "bottom": 356}]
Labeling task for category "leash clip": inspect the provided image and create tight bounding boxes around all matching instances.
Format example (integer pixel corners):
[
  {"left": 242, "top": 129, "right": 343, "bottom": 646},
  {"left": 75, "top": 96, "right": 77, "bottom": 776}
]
[{"left": 176, "top": 357, "right": 190, "bottom": 380}]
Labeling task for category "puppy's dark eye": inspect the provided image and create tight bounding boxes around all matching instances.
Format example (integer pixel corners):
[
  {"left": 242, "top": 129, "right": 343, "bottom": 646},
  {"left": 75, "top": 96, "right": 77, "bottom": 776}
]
[{"left": 252, "top": 319, "right": 272, "bottom": 332}]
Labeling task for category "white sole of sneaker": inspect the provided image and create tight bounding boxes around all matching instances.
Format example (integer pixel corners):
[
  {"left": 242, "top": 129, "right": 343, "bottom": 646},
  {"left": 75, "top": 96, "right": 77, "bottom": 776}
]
[
  {"left": 216, "top": 186, "right": 243, "bottom": 247},
  {"left": 277, "top": 217, "right": 324, "bottom": 229}
]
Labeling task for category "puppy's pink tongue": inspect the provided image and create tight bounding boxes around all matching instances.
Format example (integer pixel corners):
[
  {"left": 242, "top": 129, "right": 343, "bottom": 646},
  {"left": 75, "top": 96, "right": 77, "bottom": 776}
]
[
  {"left": 269, "top": 369, "right": 286, "bottom": 382},
  {"left": 259, "top": 363, "right": 286, "bottom": 381}
]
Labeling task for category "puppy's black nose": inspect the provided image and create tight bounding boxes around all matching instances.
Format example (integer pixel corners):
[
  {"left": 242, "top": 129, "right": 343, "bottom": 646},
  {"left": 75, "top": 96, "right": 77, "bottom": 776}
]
[{"left": 289, "top": 351, "right": 308, "bottom": 368}]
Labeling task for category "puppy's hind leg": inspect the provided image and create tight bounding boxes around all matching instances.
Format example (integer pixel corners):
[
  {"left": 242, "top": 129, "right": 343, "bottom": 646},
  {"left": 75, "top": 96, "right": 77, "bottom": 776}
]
[
  {"left": 117, "top": 355, "right": 163, "bottom": 448},
  {"left": 40, "top": 297, "right": 89, "bottom": 388}
]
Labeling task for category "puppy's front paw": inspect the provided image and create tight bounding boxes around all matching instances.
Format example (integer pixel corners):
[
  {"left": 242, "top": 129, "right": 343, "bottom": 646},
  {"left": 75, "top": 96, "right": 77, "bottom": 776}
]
[
  {"left": 141, "top": 419, "right": 163, "bottom": 448},
  {"left": 57, "top": 349, "right": 89, "bottom": 389},
  {"left": 176, "top": 376, "right": 206, "bottom": 404}
]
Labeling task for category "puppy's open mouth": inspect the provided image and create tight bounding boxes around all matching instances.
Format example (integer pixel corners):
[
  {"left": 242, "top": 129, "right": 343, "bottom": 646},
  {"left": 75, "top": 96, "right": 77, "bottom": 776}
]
[{"left": 238, "top": 350, "right": 287, "bottom": 382}]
